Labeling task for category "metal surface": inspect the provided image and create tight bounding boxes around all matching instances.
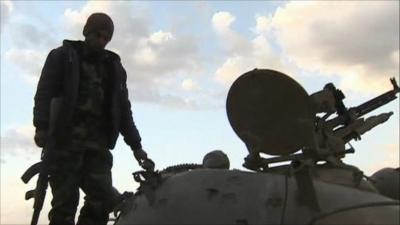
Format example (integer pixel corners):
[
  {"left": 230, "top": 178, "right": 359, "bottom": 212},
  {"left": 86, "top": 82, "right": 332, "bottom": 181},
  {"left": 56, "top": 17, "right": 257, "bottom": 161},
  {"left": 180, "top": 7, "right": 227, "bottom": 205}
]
[
  {"left": 371, "top": 167, "right": 400, "bottom": 200},
  {"left": 115, "top": 169, "right": 399, "bottom": 225},
  {"left": 226, "top": 69, "right": 314, "bottom": 156}
]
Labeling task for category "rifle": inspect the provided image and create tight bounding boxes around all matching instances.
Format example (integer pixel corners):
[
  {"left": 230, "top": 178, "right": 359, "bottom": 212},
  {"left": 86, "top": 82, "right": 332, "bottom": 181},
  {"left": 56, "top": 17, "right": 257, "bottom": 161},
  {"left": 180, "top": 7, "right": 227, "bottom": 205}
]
[
  {"left": 21, "top": 97, "right": 63, "bottom": 225},
  {"left": 311, "top": 77, "right": 399, "bottom": 160}
]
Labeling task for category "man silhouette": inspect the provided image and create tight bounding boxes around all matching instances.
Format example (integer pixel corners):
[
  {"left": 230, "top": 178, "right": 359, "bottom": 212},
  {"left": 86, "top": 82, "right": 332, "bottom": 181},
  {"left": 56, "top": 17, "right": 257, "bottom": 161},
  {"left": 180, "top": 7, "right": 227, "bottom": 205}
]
[{"left": 33, "top": 13, "right": 154, "bottom": 225}]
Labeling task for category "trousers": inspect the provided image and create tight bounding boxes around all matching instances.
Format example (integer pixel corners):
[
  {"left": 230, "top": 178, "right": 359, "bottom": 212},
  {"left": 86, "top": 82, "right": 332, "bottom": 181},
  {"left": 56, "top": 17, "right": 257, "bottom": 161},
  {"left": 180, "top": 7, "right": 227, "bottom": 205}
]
[{"left": 48, "top": 146, "right": 114, "bottom": 225}]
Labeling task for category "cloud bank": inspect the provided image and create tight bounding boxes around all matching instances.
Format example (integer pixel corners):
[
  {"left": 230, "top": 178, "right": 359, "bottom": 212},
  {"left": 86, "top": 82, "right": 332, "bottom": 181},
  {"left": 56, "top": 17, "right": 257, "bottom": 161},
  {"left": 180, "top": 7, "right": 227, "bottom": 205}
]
[
  {"left": 212, "top": 2, "right": 399, "bottom": 94},
  {"left": 5, "top": 49, "right": 47, "bottom": 84},
  {"left": 1, "top": 125, "right": 37, "bottom": 161},
  {"left": 270, "top": 1, "right": 399, "bottom": 93},
  {"left": 212, "top": 11, "right": 295, "bottom": 85},
  {"left": 3, "top": 1, "right": 399, "bottom": 110}
]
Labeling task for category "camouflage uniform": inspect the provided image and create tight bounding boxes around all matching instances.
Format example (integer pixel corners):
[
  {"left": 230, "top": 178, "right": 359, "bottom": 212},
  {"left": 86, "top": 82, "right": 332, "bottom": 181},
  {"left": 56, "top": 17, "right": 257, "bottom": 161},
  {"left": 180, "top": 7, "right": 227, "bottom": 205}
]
[
  {"left": 48, "top": 51, "right": 115, "bottom": 225},
  {"left": 48, "top": 147, "right": 113, "bottom": 225}
]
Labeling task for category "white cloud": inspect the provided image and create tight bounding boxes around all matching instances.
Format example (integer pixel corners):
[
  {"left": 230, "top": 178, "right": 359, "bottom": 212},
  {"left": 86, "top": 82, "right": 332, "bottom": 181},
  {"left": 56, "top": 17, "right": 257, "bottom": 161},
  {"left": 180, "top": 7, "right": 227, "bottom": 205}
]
[
  {"left": 149, "top": 31, "right": 175, "bottom": 45},
  {"left": 5, "top": 49, "right": 47, "bottom": 84},
  {"left": 0, "top": 125, "right": 37, "bottom": 159},
  {"left": 212, "top": 11, "right": 252, "bottom": 57},
  {"left": 182, "top": 78, "right": 200, "bottom": 91},
  {"left": 254, "top": 16, "right": 273, "bottom": 35},
  {"left": 0, "top": 0, "right": 13, "bottom": 26},
  {"left": 365, "top": 143, "right": 399, "bottom": 175},
  {"left": 270, "top": 1, "right": 399, "bottom": 94},
  {"left": 212, "top": 11, "right": 235, "bottom": 33},
  {"left": 212, "top": 11, "right": 297, "bottom": 85},
  {"left": 215, "top": 56, "right": 253, "bottom": 84},
  {"left": 212, "top": 2, "right": 399, "bottom": 95},
  {"left": 133, "top": 46, "right": 157, "bottom": 65}
]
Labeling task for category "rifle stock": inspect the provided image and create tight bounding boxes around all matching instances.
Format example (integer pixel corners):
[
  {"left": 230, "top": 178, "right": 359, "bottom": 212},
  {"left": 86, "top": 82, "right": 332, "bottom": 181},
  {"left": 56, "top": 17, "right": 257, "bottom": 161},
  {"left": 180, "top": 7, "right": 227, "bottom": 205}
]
[{"left": 21, "top": 162, "right": 42, "bottom": 184}]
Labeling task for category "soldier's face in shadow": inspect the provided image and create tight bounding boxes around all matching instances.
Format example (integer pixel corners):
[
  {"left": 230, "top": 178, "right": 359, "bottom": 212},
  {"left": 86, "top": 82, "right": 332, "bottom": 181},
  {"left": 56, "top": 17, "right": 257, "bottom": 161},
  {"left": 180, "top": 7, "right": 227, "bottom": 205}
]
[{"left": 85, "top": 30, "right": 111, "bottom": 54}]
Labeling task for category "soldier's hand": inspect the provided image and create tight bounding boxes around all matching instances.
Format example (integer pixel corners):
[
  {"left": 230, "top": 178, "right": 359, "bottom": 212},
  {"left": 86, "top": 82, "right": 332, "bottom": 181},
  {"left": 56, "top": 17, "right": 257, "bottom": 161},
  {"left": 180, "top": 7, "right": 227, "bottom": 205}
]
[
  {"left": 133, "top": 148, "right": 155, "bottom": 172},
  {"left": 34, "top": 129, "right": 48, "bottom": 148},
  {"left": 141, "top": 158, "right": 155, "bottom": 172},
  {"left": 133, "top": 148, "right": 148, "bottom": 161}
]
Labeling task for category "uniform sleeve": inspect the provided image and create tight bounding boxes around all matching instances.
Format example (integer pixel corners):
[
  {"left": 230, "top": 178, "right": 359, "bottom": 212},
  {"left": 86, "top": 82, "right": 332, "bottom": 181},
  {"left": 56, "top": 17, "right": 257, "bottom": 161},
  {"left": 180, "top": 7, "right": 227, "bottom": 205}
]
[
  {"left": 118, "top": 63, "right": 142, "bottom": 150},
  {"left": 33, "top": 48, "right": 63, "bottom": 130}
]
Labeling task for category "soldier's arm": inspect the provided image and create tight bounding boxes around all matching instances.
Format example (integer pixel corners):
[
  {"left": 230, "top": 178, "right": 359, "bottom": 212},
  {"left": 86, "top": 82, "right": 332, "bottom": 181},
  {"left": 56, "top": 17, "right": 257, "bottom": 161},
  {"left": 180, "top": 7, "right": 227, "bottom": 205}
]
[
  {"left": 118, "top": 62, "right": 142, "bottom": 151},
  {"left": 33, "top": 48, "right": 63, "bottom": 132}
]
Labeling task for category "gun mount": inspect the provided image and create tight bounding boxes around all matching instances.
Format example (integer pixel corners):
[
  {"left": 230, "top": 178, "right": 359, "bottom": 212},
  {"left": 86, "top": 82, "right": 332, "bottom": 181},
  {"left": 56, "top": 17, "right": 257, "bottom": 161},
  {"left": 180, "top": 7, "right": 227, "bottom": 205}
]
[{"left": 226, "top": 69, "right": 399, "bottom": 171}]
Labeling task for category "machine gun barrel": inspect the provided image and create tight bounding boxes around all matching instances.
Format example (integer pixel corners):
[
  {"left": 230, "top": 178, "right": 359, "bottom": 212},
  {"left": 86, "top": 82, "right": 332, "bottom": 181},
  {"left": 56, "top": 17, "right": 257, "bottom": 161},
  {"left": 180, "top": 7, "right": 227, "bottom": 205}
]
[
  {"left": 349, "top": 77, "right": 399, "bottom": 118},
  {"left": 326, "top": 78, "right": 399, "bottom": 128}
]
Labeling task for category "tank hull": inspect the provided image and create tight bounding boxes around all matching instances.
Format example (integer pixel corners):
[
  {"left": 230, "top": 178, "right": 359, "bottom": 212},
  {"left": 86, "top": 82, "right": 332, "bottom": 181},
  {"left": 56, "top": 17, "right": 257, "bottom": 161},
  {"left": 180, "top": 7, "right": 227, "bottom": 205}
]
[{"left": 115, "top": 169, "right": 399, "bottom": 225}]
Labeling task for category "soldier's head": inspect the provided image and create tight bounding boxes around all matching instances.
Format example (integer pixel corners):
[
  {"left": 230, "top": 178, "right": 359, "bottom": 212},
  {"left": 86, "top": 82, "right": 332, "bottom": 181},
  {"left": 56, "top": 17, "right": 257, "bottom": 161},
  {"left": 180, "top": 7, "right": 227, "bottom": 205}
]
[{"left": 83, "top": 13, "right": 114, "bottom": 52}]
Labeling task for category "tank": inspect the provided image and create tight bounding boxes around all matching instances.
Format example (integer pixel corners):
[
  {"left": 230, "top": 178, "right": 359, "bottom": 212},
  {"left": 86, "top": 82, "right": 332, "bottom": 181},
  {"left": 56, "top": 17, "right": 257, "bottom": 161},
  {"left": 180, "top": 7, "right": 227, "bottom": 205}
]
[{"left": 113, "top": 69, "right": 400, "bottom": 225}]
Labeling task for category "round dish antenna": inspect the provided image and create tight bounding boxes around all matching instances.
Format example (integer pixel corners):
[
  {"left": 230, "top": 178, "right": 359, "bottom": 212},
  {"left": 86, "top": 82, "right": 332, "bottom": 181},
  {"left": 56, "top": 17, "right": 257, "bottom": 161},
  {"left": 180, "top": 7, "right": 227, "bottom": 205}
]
[{"left": 226, "top": 69, "right": 314, "bottom": 156}]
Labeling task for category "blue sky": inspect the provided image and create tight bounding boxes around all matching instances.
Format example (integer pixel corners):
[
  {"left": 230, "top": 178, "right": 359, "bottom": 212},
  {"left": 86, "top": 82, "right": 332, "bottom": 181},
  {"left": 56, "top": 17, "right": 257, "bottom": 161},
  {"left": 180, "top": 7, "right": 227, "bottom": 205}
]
[{"left": 1, "top": 1, "right": 399, "bottom": 224}]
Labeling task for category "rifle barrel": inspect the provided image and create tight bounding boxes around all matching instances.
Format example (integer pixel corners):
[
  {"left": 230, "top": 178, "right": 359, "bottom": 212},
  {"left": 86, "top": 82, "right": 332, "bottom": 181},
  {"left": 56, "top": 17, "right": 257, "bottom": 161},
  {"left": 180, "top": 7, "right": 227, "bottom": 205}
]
[{"left": 31, "top": 210, "right": 40, "bottom": 225}]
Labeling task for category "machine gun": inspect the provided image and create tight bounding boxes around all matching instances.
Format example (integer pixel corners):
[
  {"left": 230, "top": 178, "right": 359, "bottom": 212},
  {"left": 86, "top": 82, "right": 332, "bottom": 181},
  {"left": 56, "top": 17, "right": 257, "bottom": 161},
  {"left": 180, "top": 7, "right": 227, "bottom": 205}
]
[
  {"left": 315, "top": 77, "right": 399, "bottom": 133},
  {"left": 310, "top": 78, "right": 399, "bottom": 160},
  {"left": 225, "top": 69, "right": 399, "bottom": 171},
  {"left": 21, "top": 97, "right": 63, "bottom": 225}
]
